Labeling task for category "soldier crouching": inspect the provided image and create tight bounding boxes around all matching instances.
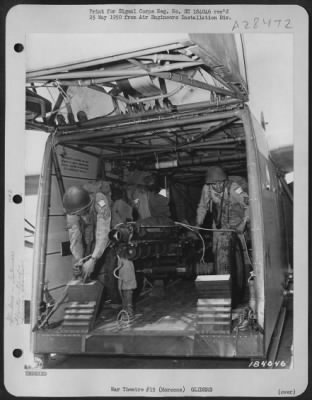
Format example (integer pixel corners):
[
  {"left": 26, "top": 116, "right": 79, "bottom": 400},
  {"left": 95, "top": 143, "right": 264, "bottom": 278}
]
[{"left": 63, "top": 184, "right": 120, "bottom": 305}]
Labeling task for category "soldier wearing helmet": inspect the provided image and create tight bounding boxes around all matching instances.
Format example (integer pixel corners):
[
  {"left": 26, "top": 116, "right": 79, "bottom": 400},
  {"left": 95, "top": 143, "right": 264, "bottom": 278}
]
[
  {"left": 63, "top": 184, "right": 113, "bottom": 286},
  {"left": 196, "top": 166, "right": 249, "bottom": 274}
]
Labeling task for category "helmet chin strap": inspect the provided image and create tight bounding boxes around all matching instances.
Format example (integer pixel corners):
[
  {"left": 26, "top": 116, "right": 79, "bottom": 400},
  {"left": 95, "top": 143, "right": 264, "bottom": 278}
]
[
  {"left": 211, "top": 180, "right": 226, "bottom": 193},
  {"left": 69, "top": 198, "right": 93, "bottom": 216}
]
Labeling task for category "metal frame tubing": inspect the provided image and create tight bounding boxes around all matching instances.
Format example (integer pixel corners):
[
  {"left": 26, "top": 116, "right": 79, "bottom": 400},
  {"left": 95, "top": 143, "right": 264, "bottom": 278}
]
[
  {"left": 48, "top": 87, "right": 68, "bottom": 125},
  {"left": 57, "top": 109, "right": 242, "bottom": 143},
  {"left": 30, "top": 136, "right": 53, "bottom": 337},
  {"left": 62, "top": 144, "right": 101, "bottom": 158},
  {"left": 144, "top": 153, "right": 245, "bottom": 170},
  {"left": 178, "top": 117, "right": 239, "bottom": 146},
  {"left": 95, "top": 132, "right": 245, "bottom": 160},
  {"left": 103, "top": 145, "right": 243, "bottom": 161},
  {"left": 27, "top": 61, "right": 203, "bottom": 83},
  {"left": 47, "top": 75, "right": 144, "bottom": 86},
  {"left": 26, "top": 42, "right": 189, "bottom": 78},
  {"left": 51, "top": 147, "right": 65, "bottom": 199},
  {"left": 28, "top": 69, "right": 147, "bottom": 82},
  {"left": 129, "top": 58, "right": 239, "bottom": 99},
  {"left": 54, "top": 98, "right": 242, "bottom": 133},
  {"left": 26, "top": 121, "right": 54, "bottom": 133},
  {"left": 240, "top": 107, "right": 265, "bottom": 332},
  {"left": 151, "top": 70, "right": 239, "bottom": 99},
  {"left": 177, "top": 98, "right": 242, "bottom": 112},
  {"left": 165, "top": 153, "right": 246, "bottom": 167}
]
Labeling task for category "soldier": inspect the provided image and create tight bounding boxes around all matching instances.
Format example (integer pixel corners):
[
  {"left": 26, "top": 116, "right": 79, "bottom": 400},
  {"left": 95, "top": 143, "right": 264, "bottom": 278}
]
[
  {"left": 130, "top": 174, "right": 171, "bottom": 221},
  {"left": 111, "top": 187, "right": 133, "bottom": 228},
  {"left": 63, "top": 185, "right": 117, "bottom": 300},
  {"left": 196, "top": 166, "right": 249, "bottom": 274}
]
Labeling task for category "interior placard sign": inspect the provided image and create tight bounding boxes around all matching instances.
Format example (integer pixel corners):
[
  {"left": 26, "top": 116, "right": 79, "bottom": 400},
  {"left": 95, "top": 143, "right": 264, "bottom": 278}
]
[{"left": 55, "top": 146, "right": 98, "bottom": 179}]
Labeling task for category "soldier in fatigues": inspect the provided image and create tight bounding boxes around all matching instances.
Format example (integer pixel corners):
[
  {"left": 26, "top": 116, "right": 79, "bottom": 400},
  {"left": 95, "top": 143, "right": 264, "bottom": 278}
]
[
  {"left": 63, "top": 185, "right": 118, "bottom": 301},
  {"left": 196, "top": 166, "right": 249, "bottom": 274},
  {"left": 111, "top": 188, "right": 133, "bottom": 228}
]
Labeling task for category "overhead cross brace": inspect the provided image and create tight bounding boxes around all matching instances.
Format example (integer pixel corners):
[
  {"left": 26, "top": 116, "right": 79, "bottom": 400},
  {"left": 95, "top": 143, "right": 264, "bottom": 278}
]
[
  {"left": 56, "top": 109, "right": 242, "bottom": 143},
  {"left": 129, "top": 58, "right": 242, "bottom": 99}
]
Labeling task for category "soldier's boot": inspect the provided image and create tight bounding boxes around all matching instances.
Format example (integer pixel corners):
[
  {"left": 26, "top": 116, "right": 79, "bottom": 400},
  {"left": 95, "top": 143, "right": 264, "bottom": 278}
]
[{"left": 121, "top": 290, "right": 135, "bottom": 322}]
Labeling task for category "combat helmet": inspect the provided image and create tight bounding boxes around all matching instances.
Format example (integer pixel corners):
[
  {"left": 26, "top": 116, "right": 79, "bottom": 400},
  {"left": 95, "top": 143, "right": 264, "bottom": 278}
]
[
  {"left": 205, "top": 166, "right": 227, "bottom": 184},
  {"left": 63, "top": 186, "right": 92, "bottom": 215},
  {"left": 143, "top": 174, "right": 161, "bottom": 193}
]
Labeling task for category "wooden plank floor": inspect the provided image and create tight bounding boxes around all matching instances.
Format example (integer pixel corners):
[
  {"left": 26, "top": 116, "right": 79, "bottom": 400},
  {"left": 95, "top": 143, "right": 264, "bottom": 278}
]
[
  {"left": 93, "top": 279, "right": 199, "bottom": 335},
  {"left": 43, "top": 294, "right": 293, "bottom": 368}
]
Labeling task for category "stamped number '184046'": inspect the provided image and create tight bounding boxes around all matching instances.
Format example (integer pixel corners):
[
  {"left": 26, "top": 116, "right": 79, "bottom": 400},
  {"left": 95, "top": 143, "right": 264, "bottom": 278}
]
[{"left": 249, "top": 360, "right": 287, "bottom": 368}]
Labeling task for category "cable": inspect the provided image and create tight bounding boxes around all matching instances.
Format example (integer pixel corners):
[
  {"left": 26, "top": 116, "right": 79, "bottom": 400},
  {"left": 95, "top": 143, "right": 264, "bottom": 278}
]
[
  {"left": 46, "top": 86, "right": 56, "bottom": 104},
  {"left": 180, "top": 221, "right": 253, "bottom": 267},
  {"left": 112, "top": 222, "right": 125, "bottom": 229},
  {"left": 55, "top": 81, "right": 71, "bottom": 103},
  {"left": 48, "top": 104, "right": 70, "bottom": 117},
  {"left": 113, "top": 255, "right": 123, "bottom": 280},
  {"left": 175, "top": 221, "right": 236, "bottom": 233},
  {"left": 116, "top": 309, "right": 133, "bottom": 328},
  {"left": 174, "top": 221, "right": 242, "bottom": 264},
  {"left": 174, "top": 221, "right": 206, "bottom": 263}
]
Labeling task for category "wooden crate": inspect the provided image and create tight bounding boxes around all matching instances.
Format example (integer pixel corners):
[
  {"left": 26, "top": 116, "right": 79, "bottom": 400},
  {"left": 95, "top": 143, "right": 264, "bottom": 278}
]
[
  {"left": 60, "top": 280, "right": 103, "bottom": 332},
  {"left": 195, "top": 275, "right": 232, "bottom": 334}
]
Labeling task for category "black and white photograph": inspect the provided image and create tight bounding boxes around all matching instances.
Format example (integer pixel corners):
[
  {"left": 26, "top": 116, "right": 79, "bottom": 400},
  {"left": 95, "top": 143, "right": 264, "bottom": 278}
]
[{"left": 4, "top": 4, "right": 308, "bottom": 398}]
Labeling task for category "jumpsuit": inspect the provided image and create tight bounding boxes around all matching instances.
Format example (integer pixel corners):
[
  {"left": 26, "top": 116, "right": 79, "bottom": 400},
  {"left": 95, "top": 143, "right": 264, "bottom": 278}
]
[
  {"left": 66, "top": 191, "right": 120, "bottom": 301},
  {"left": 196, "top": 180, "right": 249, "bottom": 274},
  {"left": 111, "top": 198, "right": 133, "bottom": 228}
]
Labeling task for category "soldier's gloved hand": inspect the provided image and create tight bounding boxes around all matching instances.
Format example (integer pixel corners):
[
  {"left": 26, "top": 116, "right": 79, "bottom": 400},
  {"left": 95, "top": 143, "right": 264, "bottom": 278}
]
[
  {"left": 236, "top": 221, "right": 246, "bottom": 234},
  {"left": 73, "top": 259, "right": 84, "bottom": 277},
  {"left": 82, "top": 257, "right": 96, "bottom": 281}
]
